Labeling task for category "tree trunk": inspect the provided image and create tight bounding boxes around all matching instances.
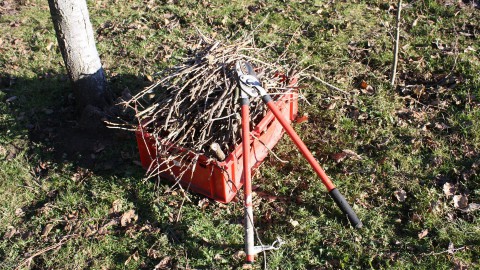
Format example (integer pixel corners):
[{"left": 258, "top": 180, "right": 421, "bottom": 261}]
[{"left": 48, "top": 0, "right": 111, "bottom": 126}]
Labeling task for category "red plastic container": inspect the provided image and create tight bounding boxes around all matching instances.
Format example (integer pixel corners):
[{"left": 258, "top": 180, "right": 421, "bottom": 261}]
[{"left": 136, "top": 79, "right": 298, "bottom": 203}]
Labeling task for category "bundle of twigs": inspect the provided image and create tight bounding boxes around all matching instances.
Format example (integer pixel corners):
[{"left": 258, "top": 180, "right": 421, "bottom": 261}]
[{"left": 125, "top": 34, "right": 297, "bottom": 179}]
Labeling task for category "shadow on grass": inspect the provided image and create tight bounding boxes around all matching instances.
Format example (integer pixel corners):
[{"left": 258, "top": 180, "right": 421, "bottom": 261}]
[
  {"left": 1, "top": 71, "right": 244, "bottom": 268},
  {"left": 1, "top": 71, "right": 149, "bottom": 171}
]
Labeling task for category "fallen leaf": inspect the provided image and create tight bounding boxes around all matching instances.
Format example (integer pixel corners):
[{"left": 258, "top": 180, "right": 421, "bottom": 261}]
[
  {"left": 460, "top": 203, "right": 480, "bottom": 213},
  {"left": 412, "top": 17, "right": 419, "bottom": 27},
  {"left": 242, "top": 264, "right": 253, "bottom": 269},
  {"left": 139, "top": 224, "right": 155, "bottom": 232},
  {"left": 360, "top": 80, "right": 369, "bottom": 89},
  {"left": 472, "top": 160, "right": 480, "bottom": 169},
  {"left": 418, "top": 229, "right": 428, "bottom": 239},
  {"left": 148, "top": 248, "right": 160, "bottom": 259},
  {"left": 327, "top": 102, "right": 336, "bottom": 110},
  {"left": 434, "top": 122, "right": 450, "bottom": 131},
  {"left": 358, "top": 113, "right": 368, "bottom": 120},
  {"left": 453, "top": 258, "right": 468, "bottom": 270},
  {"left": 124, "top": 251, "right": 139, "bottom": 265},
  {"left": 359, "top": 80, "right": 374, "bottom": 93},
  {"left": 266, "top": 194, "right": 277, "bottom": 203},
  {"left": 394, "top": 189, "right": 407, "bottom": 202},
  {"left": 464, "top": 46, "right": 476, "bottom": 53},
  {"left": 84, "top": 225, "right": 97, "bottom": 237},
  {"left": 41, "top": 223, "right": 54, "bottom": 238},
  {"left": 233, "top": 250, "right": 246, "bottom": 260},
  {"left": 6, "top": 96, "right": 17, "bottom": 103},
  {"left": 412, "top": 85, "right": 425, "bottom": 97},
  {"left": 264, "top": 209, "right": 272, "bottom": 222},
  {"left": 296, "top": 114, "right": 308, "bottom": 123},
  {"left": 3, "top": 226, "right": 16, "bottom": 239},
  {"left": 15, "top": 208, "right": 25, "bottom": 217},
  {"left": 342, "top": 149, "right": 362, "bottom": 160},
  {"left": 120, "top": 210, "right": 138, "bottom": 227},
  {"left": 109, "top": 199, "right": 122, "bottom": 214},
  {"left": 198, "top": 198, "right": 210, "bottom": 210},
  {"left": 411, "top": 213, "right": 422, "bottom": 222},
  {"left": 429, "top": 200, "right": 442, "bottom": 212},
  {"left": 443, "top": 182, "right": 456, "bottom": 197},
  {"left": 146, "top": 74, "right": 153, "bottom": 82},
  {"left": 221, "top": 16, "right": 228, "bottom": 25},
  {"left": 447, "top": 212, "right": 456, "bottom": 221},
  {"left": 332, "top": 151, "right": 347, "bottom": 163},
  {"left": 453, "top": 195, "right": 468, "bottom": 209},
  {"left": 154, "top": 256, "right": 171, "bottom": 269},
  {"left": 46, "top": 42, "right": 55, "bottom": 51},
  {"left": 98, "top": 219, "right": 118, "bottom": 235},
  {"left": 289, "top": 219, "right": 299, "bottom": 227}
]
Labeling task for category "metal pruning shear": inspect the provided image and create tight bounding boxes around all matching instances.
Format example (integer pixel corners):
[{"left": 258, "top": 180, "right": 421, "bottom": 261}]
[{"left": 235, "top": 60, "right": 362, "bottom": 264}]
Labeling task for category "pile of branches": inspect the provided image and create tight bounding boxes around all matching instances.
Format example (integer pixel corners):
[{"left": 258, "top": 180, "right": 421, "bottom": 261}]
[{"left": 125, "top": 34, "right": 298, "bottom": 178}]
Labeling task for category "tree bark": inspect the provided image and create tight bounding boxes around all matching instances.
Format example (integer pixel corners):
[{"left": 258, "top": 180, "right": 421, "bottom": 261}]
[{"left": 48, "top": 0, "right": 111, "bottom": 125}]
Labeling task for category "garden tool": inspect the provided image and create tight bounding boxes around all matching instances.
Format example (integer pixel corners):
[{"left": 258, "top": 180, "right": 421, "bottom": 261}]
[{"left": 235, "top": 60, "right": 362, "bottom": 264}]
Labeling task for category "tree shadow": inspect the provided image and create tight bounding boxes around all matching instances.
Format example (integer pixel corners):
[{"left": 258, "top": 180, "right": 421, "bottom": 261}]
[
  {"left": 0, "top": 71, "right": 149, "bottom": 172},
  {"left": 1, "top": 71, "right": 245, "bottom": 268}
]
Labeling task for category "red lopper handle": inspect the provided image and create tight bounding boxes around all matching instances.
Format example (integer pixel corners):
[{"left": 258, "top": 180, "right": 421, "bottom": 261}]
[{"left": 262, "top": 96, "right": 362, "bottom": 228}]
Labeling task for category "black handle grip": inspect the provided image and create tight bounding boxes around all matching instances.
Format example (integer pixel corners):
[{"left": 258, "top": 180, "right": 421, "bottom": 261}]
[{"left": 329, "top": 188, "right": 363, "bottom": 229}]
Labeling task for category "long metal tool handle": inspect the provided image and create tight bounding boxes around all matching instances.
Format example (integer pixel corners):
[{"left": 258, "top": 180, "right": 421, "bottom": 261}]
[
  {"left": 262, "top": 95, "right": 363, "bottom": 228},
  {"left": 240, "top": 98, "right": 255, "bottom": 263}
]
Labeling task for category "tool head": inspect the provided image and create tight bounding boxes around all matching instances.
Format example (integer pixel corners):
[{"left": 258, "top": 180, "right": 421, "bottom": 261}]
[
  {"left": 236, "top": 60, "right": 257, "bottom": 78},
  {"left": 235, "top": 61, "right": 264, "bottom": 98}
]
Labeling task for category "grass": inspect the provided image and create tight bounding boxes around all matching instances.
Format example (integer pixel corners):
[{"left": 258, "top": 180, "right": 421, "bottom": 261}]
[{"left": 1, "top": 0, "right": 479, "bottom": 269}]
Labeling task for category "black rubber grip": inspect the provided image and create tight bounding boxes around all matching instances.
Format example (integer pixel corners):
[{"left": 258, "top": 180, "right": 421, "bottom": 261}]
[
  {"left": 240, "top": 98, "right": 249, "bottom": 105},
  {"left": 329, "top": 188, "right": 363, "bottom": 228},
  {"left": 262, "top": 94, "right": 272, "bottom": 103}
]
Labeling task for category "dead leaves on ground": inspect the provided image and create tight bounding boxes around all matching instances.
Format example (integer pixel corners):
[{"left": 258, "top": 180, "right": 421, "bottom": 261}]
[
  {"left": 442, "top": 182, "right": 478, "bottom": 212},
  {"left": 4, "top": 226, "right": 17, "bottom": 239},
  {"left": 394, "top": 189, "right": 407, "bottom": 202},
  {"left": 418, "top": 229, "right": 429, "bottom": 239},
  {"left": 332, "top": 149, "right": 362, "bottom": 163},
  {"left": 42, "top": 205, "right": 142, "bottom": 242},
  {"left": 120, "top": 209, "right": 138, "bottom": 227},
  {"left": 124, "top": 250, "right": 140, "bottom": 266},
  {"left": 295, "top": 113, "right": 309, "bottom": 123},
  {"left": 443, "top": 182, "right": 456, "bottom": 197},
  {"left": 153, "top": 256, "right": 172, "bottom": 269},
  {"left": 453, "top": 195, "right": 468, "bottom": 209},
  {"left": 41, "top": 224, "right": 54, "bottom": 238}
]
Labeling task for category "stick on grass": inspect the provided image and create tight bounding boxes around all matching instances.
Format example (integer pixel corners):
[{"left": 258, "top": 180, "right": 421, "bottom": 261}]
[{"left": 390, "top": 0, "right": 403, "bottom": 86}]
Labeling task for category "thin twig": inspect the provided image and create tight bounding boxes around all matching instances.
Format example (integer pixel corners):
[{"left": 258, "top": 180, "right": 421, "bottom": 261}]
[
  {"left": 251, "top": 133, "right": 288, "bottom": 164},
  {"left": 308, "top": 74, "right": 351, "bottom": 96},
  {"left": 390, "top": 0, "right": 403, "bottom": 86},
  {"left": 113, "top": 33, "right": 303, "bottom": 197},
  {"left": 15, "top": 234, "right": 77, "bottom": 270},
  {"left": 421, "top": 246, "right": 467, "bottom": 256}
]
